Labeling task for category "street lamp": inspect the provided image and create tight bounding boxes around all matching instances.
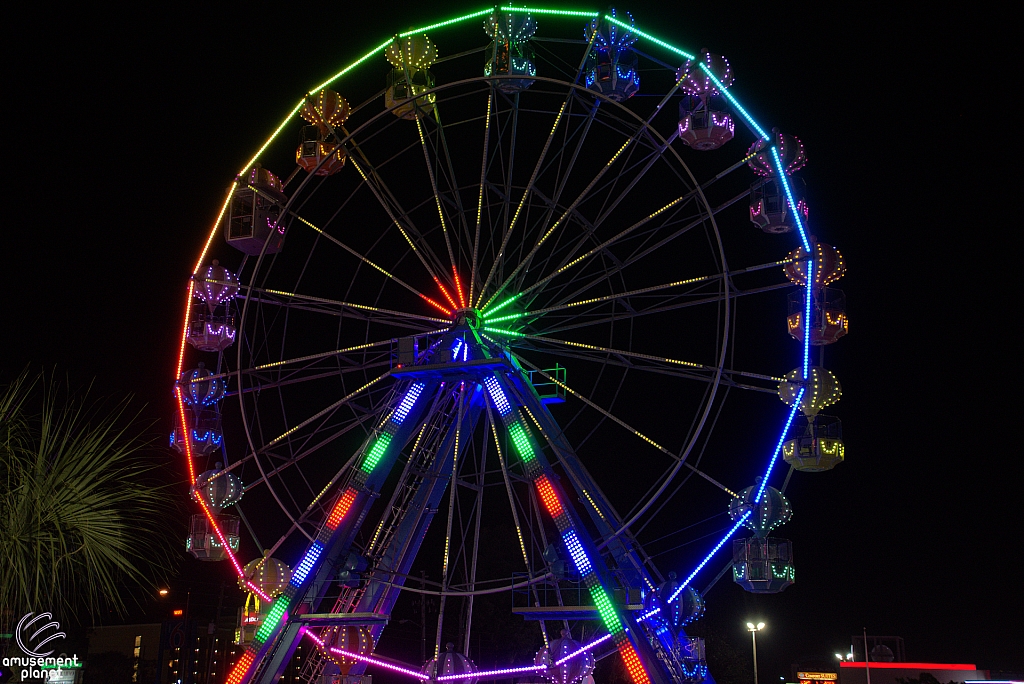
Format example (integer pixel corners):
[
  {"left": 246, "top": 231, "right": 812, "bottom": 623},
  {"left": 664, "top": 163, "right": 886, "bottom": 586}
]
[{"left": 747, "top": 622, "right": 765, "bottom": 684}]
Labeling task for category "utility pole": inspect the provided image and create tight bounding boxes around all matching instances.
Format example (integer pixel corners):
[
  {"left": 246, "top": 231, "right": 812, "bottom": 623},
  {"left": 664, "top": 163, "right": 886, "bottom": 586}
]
[
  {"left": 746, "top": 622, "right": 765, "bottom": 684},
  {"left": 421, "top": 571, "right": 427, "bottom": 665},
  {"left": 863, "top": 628, "right": 872, "bottom": 684}
]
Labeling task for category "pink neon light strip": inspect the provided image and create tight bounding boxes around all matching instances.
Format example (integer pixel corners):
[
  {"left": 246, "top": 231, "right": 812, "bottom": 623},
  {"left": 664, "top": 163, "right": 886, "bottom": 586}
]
[
  {"left": 305, "top": 631, "right": 430, "bottom": 680},
  {"left": 840, "top": 663, "right": 978, "bottom": 671},
  {"left": 554, "top": 633, "right": 614, "bottom": 665},
  {"left": 439, "top": 664, "right": 544, "bottom": 681},
  {"left": 304, "top": 628, "right": 612, "bottom": 682}
]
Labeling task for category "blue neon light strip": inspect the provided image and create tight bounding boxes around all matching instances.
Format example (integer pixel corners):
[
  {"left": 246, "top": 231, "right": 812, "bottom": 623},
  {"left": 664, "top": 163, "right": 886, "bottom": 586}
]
[
  {"left": 771, "top": 148, "right": 811, "bottom": 251},
  {"left": 291, "top": 541, "right": 324, "bottom": 587},
  {"left": 754, "top": 390, "right": 804, "bottom": 504},
  {"left": 392, "top": 382, "right": 426, "bottom": 425},
  {"left": 666, "top": 511, "right": 751, "bottom": 603},
  {"left": 562, "top": 530, "right": 593, "bottom": 575},
  {"left": 697, "top": 63, "right": 768, "bottom": 140},
  {"left": 484, "top": 376, "right": 512, "bottom": 416},
  {"left": 803, "top": 260, "right": 813, "bottom": 380}
]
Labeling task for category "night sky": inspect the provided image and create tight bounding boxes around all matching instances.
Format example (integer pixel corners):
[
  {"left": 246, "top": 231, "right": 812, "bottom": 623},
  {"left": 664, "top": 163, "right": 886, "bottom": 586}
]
[{"left": 5, "top": 1, "right": 1018, "bottom": 681}]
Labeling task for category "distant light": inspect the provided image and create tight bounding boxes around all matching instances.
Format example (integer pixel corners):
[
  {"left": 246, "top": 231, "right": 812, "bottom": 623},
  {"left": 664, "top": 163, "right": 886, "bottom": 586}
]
[
  {"left": 173, "top": 609, "right": 184, "bottom": 616},
  {"left": 835, "top": 654, "right": 844, "bottom": 660},
  {"left": 159, "top": 589, "right": 169, "bottom": 596},
  {"left": 758, "top": 622, "right": 766, "bottom": 630},
  {"left": 747, "top": 622, "right": 756, "bottom": 630}
]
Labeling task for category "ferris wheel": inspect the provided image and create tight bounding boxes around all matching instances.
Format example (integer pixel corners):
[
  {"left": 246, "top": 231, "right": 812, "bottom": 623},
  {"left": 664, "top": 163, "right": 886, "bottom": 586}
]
[{"left": 172, "top": 7, "right": 849, "bottom": 684}]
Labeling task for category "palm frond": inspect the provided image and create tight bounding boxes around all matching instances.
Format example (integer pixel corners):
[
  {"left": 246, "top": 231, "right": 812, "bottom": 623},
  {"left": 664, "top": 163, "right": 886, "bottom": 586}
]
[{"left": 0, "top": 369, "right": 181, "bottom": 627}]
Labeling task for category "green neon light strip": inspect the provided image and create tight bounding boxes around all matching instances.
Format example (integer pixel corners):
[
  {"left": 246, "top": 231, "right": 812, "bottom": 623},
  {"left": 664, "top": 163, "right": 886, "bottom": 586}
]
[
  {"left": 483, "top": 311, "right": 523, "bottom": 324},
  {"left": 501, "top": 6, "right": 598, "bottom": 16},
  {"left": 508, "top": 422, "right": 536, "bottom": 462},
  {"left": 483, "top": 293, "right": 522, "bottom": 318},
  {"left": 400, "top": 8, "right": 493, "bottom": 36},
  {"left": 309, "top": 38, "right": 394, "bottom": 95},
  {"left": 361, "top": 433, "right": 393, "bottom": 473},
  {"left": 255, "top": 597, "right": 288, "bottom": 642},
  {"left": 603, "top": 14, "right": 695, "bottom": 61},
  {"left": 482, "top": 326, "right": 524, "bottom": 338},
  {"left": 589, "top": 585, "right": 624, "bottom": 634}
]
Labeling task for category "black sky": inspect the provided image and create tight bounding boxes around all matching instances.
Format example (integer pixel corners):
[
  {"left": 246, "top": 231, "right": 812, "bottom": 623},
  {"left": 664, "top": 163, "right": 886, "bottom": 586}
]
[{"left": 4, "top": 0, "right": 1018, "bottom": 679}]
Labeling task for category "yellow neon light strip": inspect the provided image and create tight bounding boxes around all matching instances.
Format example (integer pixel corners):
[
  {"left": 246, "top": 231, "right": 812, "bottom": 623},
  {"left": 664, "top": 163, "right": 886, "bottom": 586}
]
[
  {"left": 260, "top": 285, "right": 448, "bottom": 324},
  {"left": 470, "top": 91, "right": 493, "bottom": 304},
  {"left": 195, "top": 339, "right": 398, "bottom": 384},
  {"left": 292, "top": 213, "right": 451, "bottom": 314},
  {"left": 347, "top": 156, "right": 457, "bottom": 313},
  {"left": 264, "top": 372, "right": 391, "bottom": 448},
  {"left": 485, "top": 196, "right": 686, "bottom": 315},
  {"left": 475, "top": 100, "right": 569, "bottom": 309},
  {"left": 480, "top": 134, "right": 635, "bottom": 313},
  {"left": 523, "top": 362, "right": 738, "bottom": 498},
  {"left": 486, "top": 403, "right": 531, "bottom": 567},
  {"left": 415, "top": 116, "right": 462, "bottom": 304}
]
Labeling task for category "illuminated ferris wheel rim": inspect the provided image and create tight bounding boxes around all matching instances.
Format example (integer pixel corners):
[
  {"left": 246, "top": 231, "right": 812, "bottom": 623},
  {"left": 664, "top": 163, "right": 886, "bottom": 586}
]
[
  {"left": 175, "top": 0, "right": 808, "bottom": 596},
  {"left": 171, "top": 7, "right": 840, "bottom": 684}
]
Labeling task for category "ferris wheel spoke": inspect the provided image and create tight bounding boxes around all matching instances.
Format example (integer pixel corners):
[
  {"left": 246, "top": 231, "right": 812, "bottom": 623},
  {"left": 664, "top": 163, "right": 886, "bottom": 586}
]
[
  {"left": 240, "top": 282, "right": 449, "bottom": 325},
  {"left": 480, "top": 126, "right": 636, "bottom": 312},
  {"left": 483, "top": 192, "right": 694, "bottom": 318},
  {"left": 345, "top": 153, "right": 461, "bottom": 304},
  {"left": 524, "top": 280, "right": 791, "bottom": 338},
  {"left": 512, "top": 354, "right": 739, "bottom": 500},
  {"left": 414, "top": 116, "right": 465, "bottom": 307},
  {"left": 260, "top": 371, "right": 392, "bottom": 451},
  {"left": 516, "top": 97, "right": 601, "bottom": 276},
  {"left": 543, "top": 186, "right": 754, "bottom": 312},
  {"left": 487, "top": 259, "right": 785, "bottom": 330},
  {"left": 505, "top": 336, "right": 780, "bottom": 394},
  {"left": 482, "top": 88, "right": 682, "bottom": 312},
  {"left": 286, "top": 212, "right": 455, "bottom": 316},
  {"left": 190, "top": 339, "right": 399, "bottom": 386},
  {"left": 469, "top": 90, "right": 494, "bottom": 305},
  {"left": 228, "top": 365, "right": 393, "bottom": 403},
  {"left": 579, "top": 126, "right": 677, "bottom": 241},
  {"left": 512, "top": 188, "right": 745, "bottom": 319},
  {"left": 475, "top": 91, "right": 576, "bottom": 308},
  {"left": 428, "top": 104, "right": 478, "bottom": 251},
  {"left": 240, "top": 408, "right": 380, "bottom": 490}
]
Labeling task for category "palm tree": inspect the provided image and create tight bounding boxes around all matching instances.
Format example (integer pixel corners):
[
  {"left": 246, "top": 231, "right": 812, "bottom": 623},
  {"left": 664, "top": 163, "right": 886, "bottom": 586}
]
[{"left": 0, "top": 369, "right": 179, "bottom": 635}]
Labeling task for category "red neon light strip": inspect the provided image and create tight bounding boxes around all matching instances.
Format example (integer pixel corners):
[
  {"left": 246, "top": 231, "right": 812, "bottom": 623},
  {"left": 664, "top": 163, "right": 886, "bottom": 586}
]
[
  {"left": 433, "top": 276, "right": 459, "bottom": 311},
  {"left": 176, "top": 282, "right": 196, "bottom": 379},
  {"left": 534, "top": 475, "right": 564, "bottom": 518},
  {"left": 225, "top": 650, "right": 255, "bottom": 684},
  {"left": 194, "top": 496, "right": 245, "bottom": 577},
  {"left": 617, "top": 641, "right": 652, "bottom": 684},
  {"left": 420, "top": 293, "right": 453, "bottom": 316},
  {"left": 839, "top": 663, "right": 977, "bottom": 671},
  {"left": 174, "top": 388, "right": 196, "bottom": 484},
  {"left": 326, "top": 487, "right": 358, "bottom": 530}
]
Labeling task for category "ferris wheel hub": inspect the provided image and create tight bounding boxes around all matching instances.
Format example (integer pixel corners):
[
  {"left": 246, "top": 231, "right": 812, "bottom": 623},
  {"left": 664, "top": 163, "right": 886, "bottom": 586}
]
[{"left": 451, "top": 307, "right": 481, "bottom": 328}]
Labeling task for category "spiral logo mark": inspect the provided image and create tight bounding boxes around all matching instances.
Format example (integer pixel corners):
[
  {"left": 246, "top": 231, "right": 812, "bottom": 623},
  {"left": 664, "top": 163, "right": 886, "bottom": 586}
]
[{"left": 14, "top": 612, "right": 66, "bottom": 657}]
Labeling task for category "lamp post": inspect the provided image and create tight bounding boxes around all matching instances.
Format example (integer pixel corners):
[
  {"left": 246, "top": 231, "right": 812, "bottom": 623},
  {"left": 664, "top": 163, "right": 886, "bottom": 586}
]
[{"left": 746, "top": 622, "right": 765, "bottom": 684}]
